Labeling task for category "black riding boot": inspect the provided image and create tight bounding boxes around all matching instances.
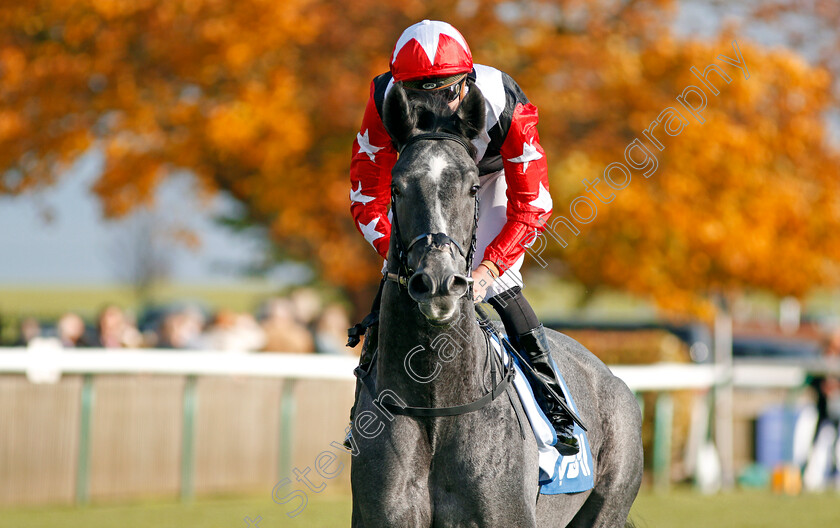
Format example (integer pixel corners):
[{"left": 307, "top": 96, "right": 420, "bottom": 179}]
[{"left": 518, "top": 325, "right": 580, "bottom": 456}]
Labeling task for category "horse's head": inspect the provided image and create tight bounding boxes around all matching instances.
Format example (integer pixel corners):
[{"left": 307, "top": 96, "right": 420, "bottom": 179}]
[{"left": 382, "top": 82, "right": 486, "bottom": 324}]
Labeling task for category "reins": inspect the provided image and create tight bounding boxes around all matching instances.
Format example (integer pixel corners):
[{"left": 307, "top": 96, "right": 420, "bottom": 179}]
[{"left": 358, "top": 329, "right": 514, "bottom": 418}]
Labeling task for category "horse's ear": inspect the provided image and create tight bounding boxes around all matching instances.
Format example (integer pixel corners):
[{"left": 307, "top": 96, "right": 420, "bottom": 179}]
[
  {"left": 383, "top": 83, "right": 416, "bottom": 148},
  {"left": 454, "top": 84, "right": 485, "bottom": 140}
]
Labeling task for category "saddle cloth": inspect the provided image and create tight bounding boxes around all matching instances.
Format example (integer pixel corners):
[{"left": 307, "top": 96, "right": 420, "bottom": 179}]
[{"left": 489, "top": 333, "right": 595, "bottom": 495}]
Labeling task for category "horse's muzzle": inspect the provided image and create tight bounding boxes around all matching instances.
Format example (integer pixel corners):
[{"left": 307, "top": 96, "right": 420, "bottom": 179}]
[
  {"left": 407, "top": 271, "right": 470, "bottom": 300},
  {"left": 407, "top": 270, "right": 470, "bottom": 323}
]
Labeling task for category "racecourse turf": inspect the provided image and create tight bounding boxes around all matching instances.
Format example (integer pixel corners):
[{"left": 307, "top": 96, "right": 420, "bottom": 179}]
[{"left": 1, "top": 489, "right": 839, "bottom": 528}]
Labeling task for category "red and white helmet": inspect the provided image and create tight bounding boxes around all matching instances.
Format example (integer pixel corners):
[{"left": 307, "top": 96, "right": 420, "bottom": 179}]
[{"left": 390, "top": 20, "right": 473, "bottom": 83}]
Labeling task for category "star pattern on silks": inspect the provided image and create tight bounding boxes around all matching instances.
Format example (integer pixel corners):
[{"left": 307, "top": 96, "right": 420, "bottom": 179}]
[
  {"left": 506, "top": 140, "right": 543, "bottom": 171},
  {"left": 350, "top": 182, "right": 375, "bottom": 205},
  {"left": 529, "top": 182, "right": 553, "bottom": 212},
  {"left": 356, "top": 129, "right": 383, "bottom": 162},
  {"left": 358, "top": 217, "right": 385, "bottom": 247}
]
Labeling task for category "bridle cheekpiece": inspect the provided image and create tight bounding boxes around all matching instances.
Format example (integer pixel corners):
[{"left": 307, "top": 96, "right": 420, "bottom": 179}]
[{"left": 384, "top": 132, "right": 479, "bottom": 297}]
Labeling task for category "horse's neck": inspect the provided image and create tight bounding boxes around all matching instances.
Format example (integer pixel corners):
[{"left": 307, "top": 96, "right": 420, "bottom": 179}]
[{"left": 376, "top": 284, "right": 486, "bottom": 408}]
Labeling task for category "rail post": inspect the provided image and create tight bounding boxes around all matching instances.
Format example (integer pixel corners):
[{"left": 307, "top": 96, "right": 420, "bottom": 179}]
[
  {"left": 75, "top": 374, "right": 94, "bottom": 505},
  {"left": 180, "top": 375, "right": 198, "bottom": 501},
  {"left": 278, "top": 379, "right": 297, "bottom": 480},
  {"left": 653, "top": 391, "right": 674, "bottom": 492}
]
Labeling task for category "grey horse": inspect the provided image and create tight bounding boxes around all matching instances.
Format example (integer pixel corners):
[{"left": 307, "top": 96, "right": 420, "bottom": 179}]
[{"left": 349, "top": 83, "right": 643, "bottom": 527}]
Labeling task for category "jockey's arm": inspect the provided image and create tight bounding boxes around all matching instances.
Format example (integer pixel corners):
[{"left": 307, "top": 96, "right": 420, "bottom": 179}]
[
  {"left": 482, "top": 102, "right": 553, "bottom": 276},
  {"left": 350, "top": 80, "right": 398, "bottom": 260}
]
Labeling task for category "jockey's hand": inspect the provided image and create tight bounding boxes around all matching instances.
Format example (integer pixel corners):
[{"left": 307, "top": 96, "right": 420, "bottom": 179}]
[{"left": 471, "top": 261, "right": 499, "bottom": 302}]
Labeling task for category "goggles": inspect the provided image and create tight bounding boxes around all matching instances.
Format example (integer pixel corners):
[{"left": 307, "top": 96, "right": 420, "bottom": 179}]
[{"left": 403, "top": 74, "right": 467, "bottom": 103}]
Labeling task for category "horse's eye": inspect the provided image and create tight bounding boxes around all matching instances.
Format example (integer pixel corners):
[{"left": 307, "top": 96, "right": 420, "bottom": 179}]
[
  {"left": 392, "top": 185, "right": 401, "bottom": 197},
  {"left": 469, "top": 185, "right": 480, "bottom": 197}
]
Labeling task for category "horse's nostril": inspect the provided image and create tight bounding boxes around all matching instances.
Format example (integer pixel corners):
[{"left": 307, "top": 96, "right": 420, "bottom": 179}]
[
  {"left": 445, "top": 275, "right": 470, "bottom": 297},
  {"left": 409, "top": 272, "right": 469, "bottom": 301},
  {"left": 408, "top": 272, "right": 436, "bottom": 300},
  {"left": 443, "top": 275, "right": 455, "bottom": 292}
]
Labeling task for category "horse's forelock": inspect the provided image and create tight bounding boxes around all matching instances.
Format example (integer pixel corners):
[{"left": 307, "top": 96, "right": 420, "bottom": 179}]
[
  {"left": 403, "top": 89, "right": 481, "bottom": 159},
  {"left": 402, "top": 93, "right": 473, "bottom": 153},
  {"left": 407, "top": 92, "right": 453, "bottom": 128}
]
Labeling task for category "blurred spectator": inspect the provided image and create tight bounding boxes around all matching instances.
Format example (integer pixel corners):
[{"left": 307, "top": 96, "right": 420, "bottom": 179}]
[
  {"left": 810, "top": 329, "right": 840, "bottom": 430},
  {"left": 57, "top": 313, "right": 86, "bottom": 347},
  {"left": 235, "top": 313, "right": 266, "bottom": 351},
  {"left": 289, "top": 288, "right": 322, "bottom": 328},
  {"left": 200, "top": 309, "right": 266, "bottom": 352},
  {"left": 260, "top": 298, "right": 315, "bottom": 353},
  {"left": 95, "top": 305, "right": 143, "bottom": 348},
  {"left": 314, "top": 303, "right": 352, "bottom": 355},
  {"left": 1, "top": 290, "right": 361, "bottom": 353},
  {"left": 15, "top": 317, "right": 41, "bottom": 346},
  {"left": 158, "top": 308, "right": 205, "bottom": 349},
  {"left": 803, "top": 328, "right": 840, "bottom": 486}
]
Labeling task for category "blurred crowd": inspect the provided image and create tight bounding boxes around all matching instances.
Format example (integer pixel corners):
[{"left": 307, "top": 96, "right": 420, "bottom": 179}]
[
  {"left": 7, "top": 288, "right": 356, "bottom": 355},
  {"left": 811, "top": 330, "right": 840, "bottom": 438}
]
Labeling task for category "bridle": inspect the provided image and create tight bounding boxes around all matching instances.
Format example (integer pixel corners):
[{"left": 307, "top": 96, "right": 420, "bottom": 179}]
[
  {"left": 384, "top": 132, "right": 479, "bottom": 296},
  {"left": 358, "top": 130, "right": 516, "bottom": 419}
]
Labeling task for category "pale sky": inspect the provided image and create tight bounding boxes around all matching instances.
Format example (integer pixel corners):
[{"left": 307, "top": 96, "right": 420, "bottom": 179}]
[{"left": 0, "top": 148, "right": 276, "bottom": 285}]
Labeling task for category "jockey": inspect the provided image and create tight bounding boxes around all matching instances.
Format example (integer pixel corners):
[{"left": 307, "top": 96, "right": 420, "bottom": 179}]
[{"left": 347, "top": 20, "right": 579, "bottom": 455}]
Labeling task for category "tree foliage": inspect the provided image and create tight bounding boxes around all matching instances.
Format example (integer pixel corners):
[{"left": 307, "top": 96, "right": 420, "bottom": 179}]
[
  {"left": 533, "top": 31, "right": 840, "bottom": 315},
  {"left": 1, "top": 0, "right": 838, "bottom": 313}
]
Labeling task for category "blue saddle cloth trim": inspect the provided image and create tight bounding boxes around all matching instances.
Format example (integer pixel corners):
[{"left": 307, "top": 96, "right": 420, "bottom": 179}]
[
  {"left": 539, "top": 354, "right": 595, "bottom": 495},
  {"left": 492, "top": 332, "right": 595, "bottom": 495}
]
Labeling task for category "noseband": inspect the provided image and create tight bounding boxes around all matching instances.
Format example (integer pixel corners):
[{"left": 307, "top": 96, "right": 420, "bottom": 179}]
[{"left": 385, "top": 132, "right": 479, "bottom": 295}]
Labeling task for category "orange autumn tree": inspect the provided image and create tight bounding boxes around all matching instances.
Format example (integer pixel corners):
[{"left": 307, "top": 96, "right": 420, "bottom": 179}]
[
  {"left": 519, "top": 30, "right": 840, "bottom": 315},
  {"left": 1, "top": 0, "right": 839, "bottom": 314},
  {"left": 0, "top": 0, "right": 431, "bottom": 305}
]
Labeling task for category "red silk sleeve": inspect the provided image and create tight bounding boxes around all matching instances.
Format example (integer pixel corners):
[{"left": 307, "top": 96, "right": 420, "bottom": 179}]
[
  {"left": 349, "top": 80, "right": 398, "bottom": 259},
  {"left": 483, "top": 102, "right": 553, "bottom": 272}
]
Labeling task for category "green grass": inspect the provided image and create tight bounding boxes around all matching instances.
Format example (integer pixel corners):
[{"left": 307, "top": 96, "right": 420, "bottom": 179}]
[
  {"left": 0, "top": 494, "right": 350, "bottom": 528},
  {"left": 0, "top": 282, "right": 280, "bottom": 319},
  {"left": 2, "top": 489, "right": 840, "bottom": 528},
  {"left": 631, "top": 489, "right": 840, "bottom": 527}
]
